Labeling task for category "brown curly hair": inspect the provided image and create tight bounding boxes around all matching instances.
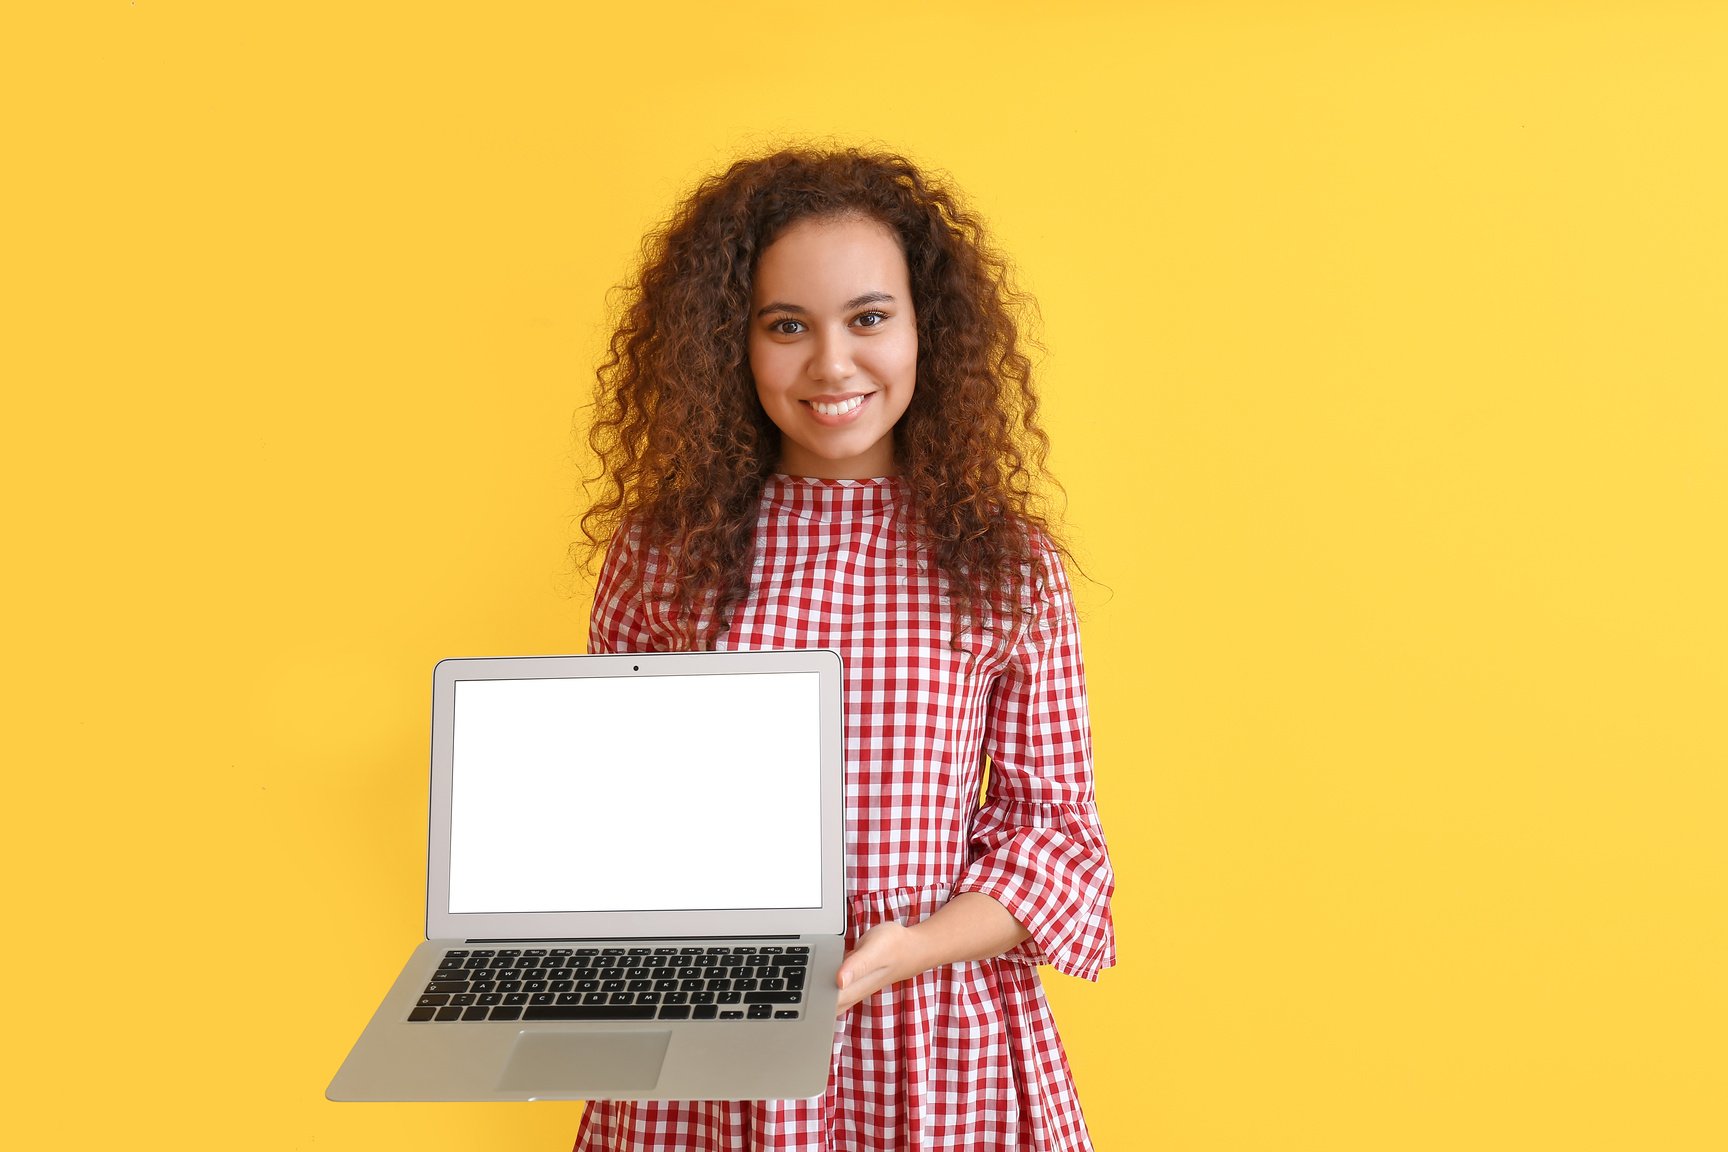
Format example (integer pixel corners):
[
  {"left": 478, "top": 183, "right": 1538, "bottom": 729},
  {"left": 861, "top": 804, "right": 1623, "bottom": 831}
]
[{"left": 579, "top": 146, "right": 1067, "bottom": 650}]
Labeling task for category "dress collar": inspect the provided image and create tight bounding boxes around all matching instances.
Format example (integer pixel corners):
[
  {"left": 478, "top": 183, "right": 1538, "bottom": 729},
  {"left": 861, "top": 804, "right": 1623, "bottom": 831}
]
[{"left": 761, "top": 474, "right": 902, "bottom": 521}]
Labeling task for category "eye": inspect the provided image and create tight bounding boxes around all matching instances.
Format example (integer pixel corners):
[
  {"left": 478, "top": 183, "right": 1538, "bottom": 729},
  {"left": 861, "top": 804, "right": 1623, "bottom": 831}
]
[
  {"left": 769, "top": 318, "right": 806, "bottom": 336},
  {"left": 853, "top": 310, "right": 888, "bottom": 328}
]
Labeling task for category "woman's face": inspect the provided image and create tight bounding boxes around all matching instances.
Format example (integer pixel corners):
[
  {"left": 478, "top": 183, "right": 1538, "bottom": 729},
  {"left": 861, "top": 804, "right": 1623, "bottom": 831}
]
[{"left": 748, "top": 215, "right": 917, "bottom": 479}]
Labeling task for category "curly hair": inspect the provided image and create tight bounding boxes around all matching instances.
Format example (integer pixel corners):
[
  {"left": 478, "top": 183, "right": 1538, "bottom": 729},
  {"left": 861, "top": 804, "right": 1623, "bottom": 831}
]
[{"left": 579, "top": 146, "right": 1067, "bottom": 650}]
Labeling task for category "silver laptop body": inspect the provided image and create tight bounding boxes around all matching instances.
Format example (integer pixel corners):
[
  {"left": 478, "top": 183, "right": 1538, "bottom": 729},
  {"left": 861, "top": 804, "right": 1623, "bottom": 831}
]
[{"left": 328, "top": 649, "right": 847, "bottom": 1102}]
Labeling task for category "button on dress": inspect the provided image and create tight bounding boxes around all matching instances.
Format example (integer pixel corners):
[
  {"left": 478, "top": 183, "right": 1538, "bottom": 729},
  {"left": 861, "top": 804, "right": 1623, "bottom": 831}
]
[{"left": 577, "top": 475, "right": 1115, "bottom": 1151}]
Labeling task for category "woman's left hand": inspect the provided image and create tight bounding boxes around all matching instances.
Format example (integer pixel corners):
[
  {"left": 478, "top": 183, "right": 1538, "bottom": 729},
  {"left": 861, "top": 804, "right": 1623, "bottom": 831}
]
[{"left": 834, "top": 920, "right": 924, "bottom": 1015}]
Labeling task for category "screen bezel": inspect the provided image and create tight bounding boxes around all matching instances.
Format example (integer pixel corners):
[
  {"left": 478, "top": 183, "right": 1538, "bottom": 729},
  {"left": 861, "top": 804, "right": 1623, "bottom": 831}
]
[{"left": 423, "top": 650, "right": 846, "bottom": 942}]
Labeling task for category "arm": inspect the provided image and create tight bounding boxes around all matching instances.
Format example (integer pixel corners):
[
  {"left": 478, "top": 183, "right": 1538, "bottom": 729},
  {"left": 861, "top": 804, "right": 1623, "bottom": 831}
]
[
  {"left": 835, "top": 892, "right": 1029, "bottom": 1014},
  {"left": 588, "top": 521, "right": 658, "bottom": 654},
  {"left": 837, "top": 543, "right": 1116, "bottom": 1013},
  {"left": 952, "top": 543, "right": 1116, "bottom": 977}
]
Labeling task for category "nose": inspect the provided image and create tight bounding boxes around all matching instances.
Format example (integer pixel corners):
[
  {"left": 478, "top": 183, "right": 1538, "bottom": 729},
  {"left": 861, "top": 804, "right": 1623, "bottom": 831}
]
[{"left": 808, "top": 326, "right": 856, "bottom": 383}]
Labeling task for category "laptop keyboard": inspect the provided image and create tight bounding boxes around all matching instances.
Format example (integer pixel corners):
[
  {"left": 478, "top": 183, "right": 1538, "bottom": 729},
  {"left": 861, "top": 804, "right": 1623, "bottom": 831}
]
[{"left": 409, "top": 945, "right": 809, "bottom": 1023}]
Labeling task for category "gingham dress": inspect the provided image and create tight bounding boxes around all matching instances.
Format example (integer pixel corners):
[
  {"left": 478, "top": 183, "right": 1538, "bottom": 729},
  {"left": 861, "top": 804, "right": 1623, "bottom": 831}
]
[{"left": 576, "top": 475, "right": 1115, "bottom": 1151}]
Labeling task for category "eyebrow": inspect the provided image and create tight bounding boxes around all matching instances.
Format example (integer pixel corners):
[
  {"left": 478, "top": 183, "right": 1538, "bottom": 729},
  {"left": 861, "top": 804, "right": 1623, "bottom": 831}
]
[{"left": 756, "top": 292, "right": 898, "bottom": 318}]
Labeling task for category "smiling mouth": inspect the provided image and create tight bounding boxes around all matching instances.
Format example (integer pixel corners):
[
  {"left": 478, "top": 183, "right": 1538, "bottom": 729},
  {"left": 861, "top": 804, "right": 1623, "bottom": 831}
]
[{"left": 808, "top": 396, "right": 866, "bottom": 416}]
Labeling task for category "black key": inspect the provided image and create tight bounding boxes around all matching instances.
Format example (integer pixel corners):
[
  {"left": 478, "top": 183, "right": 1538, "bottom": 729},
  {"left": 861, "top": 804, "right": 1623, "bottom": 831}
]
[
  {"left": 627, "top": 980, "right": 652, "bottom": 992},
  {"left": 679, "top": 979, "right": 705, "bottom": 992},
  {"left": 478, "top": 993, "right": 502, "bottom": 1006},
  {"left": 719, "top": 1010, "right": 744, "bottom": 1020},
  {"left": 424, "top": 981, "right": 468, "bottom": 995},
  {"left": 444, "top": 950, "right": 471, "bottom": 959},
  {"left": 462, "top": 1006, "right": 490, "bottom": 1021},
  {"left": 491, "top": 1005, "right": 523, "bottom": 1021},
  {"left": 583, "top": 992, "right": 607, "bottom": 1004},
  {"left": 662, "top": 991, "right": 689, "bottom": 1005},
  {"left": 609, "top": 992, "right": 634, "bottom": 1005},
  {"left": 574, "top": 948, "right": 599, "bottom": 956},
  {"left": 470, "top": 980, "right": 496, "bottom": 994},
  {"left": 547, "top": 968, "right": 573, "bottom": 981},
  {"left": 733, "top": 967, "right": 756, "bottom": 980},
  {"left": 702, "top": 967, "right": 728, "bottom": 980},
  {"left": 635, "top": 992, "right": 661, "bottom": 1005},
  {"left": 744, "top": 990, "right": 801, "bottom": 1004},
  {"left": 550, "top": 948, "right": 573, "bottom": 956},
  {"left": 691, "top": 991, "right": 716, "bottom": 1005},
  {"left": 600, "top": 968, "right": 625, "bottom": 980},
  {"left": 524, "top": 1004, "right": 657, "bottom": 1021},
  {"left": 679, "top": 947, "right": 704, "bottom": 955},
  {"left": 531, "top": 993, "right": 555, "bottom": 1005},
  {"left": 574, "top": 968, "right": 599, "bottom": 981},
  {"left": 707, "top": 979, "right": 732, "bottom": 992},
  {"left": 659, "top": 1005, "right": 693, "bottom": 1020},
  {"left": 497, "top": 981, "right": 523, "bottom": 994},
  {"left": 551, "top": 980, "right": 574, "bottom": 993},
  {"left": 601, "top": 948, "right": 626, "bottom": 956},
  {"left": 504, "top": 993, "right": 529, "bottom": 1006},
  {"left": 451, "top": 993, "right": 476, "bottom": 1006},
  {"left": 718, "top": 991, "right": 742, "bottom": 1004},
  {"left": 628, "top": 947, "right": 652, "bottom": 956},
  {"left": 470, "top": 949, "right": 497, "bottom": 957},
  {"left": 417, "top": 994, "right": 450, "bottom": 1007},
  {"left": 408, "top": 1006, "right": 437, "bottom": 1021},
  {"left": 786, "top": 971, "right": 806, "bottom": 990},
  {"left": 653, "top": 979, "right": 679, "bottom": 992},
  {"left": 497, "top": 949, "right": 521, "bottom": 957},
  {"left": 759, "top": 946, "right": 784, "bottom": 954},
  {"left": 734, "top": 978, "right": 759, "bottom": 991},
  {"left": 626, "top": 967, "right": 651, "bottom": 980},
  {"left": 747, "top": 1004, "right": 773, "bottom": 1019},
  {"left": 759, "top": 967, "right": 782, "bottom": 980},
  {"left": 435, "top": 1006, "right": 461, "bottom": 1021},
  {"left": 761, "top": 978, "right": 786, "bottom": 991},
  {"left": 524, "top": 948, "right": 548, "bottom": 956},
  {"left": 556, "top": 993, "right": 582, "bottom": 1005},
  {"left": 774, "top": 1010, "right": 800, "bottom": 1020},
  {"left": 654, "top": 947, "right": 678, "bottom": 955},
  {"left": 524, "top": 981, "right": 548, "bottom": 993},
  {"left": 602, "top": 980, "right": 625, "bottom": 993},
  {"left": 692, "top": 1004, "right": 719, "bottom": 1020},
  {"left": 577, "top": 980, "right": 600, "bottom": 993},
  {"left": 786, "top": 946, "right": 809, "bottom": 954}
]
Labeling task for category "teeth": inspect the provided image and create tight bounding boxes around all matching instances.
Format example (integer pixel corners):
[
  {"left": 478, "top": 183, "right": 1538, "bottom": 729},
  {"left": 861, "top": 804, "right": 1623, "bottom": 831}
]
[{"left": 812, "top": 396, "right": 865, "bottom": 416}]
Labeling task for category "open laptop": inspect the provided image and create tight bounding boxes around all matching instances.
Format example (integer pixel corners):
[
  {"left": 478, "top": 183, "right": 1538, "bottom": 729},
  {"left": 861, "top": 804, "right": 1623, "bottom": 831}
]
[{"left": 328, "top": 649, "right": 847, "bottom": 1102}]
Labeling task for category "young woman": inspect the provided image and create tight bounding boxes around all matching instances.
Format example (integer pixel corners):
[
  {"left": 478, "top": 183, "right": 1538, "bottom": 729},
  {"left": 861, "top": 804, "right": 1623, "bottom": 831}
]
[{"left": 577, "top": 147, "right": 1114, "bottom": 1150}]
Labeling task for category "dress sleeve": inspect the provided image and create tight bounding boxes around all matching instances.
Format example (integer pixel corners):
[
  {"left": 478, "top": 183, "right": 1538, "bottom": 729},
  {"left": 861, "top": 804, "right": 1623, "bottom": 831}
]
[
  {"left": 587, "top": 523, "right": 658, "bottom": 655},
  {"left": 953, "top": 545, "right": 1116, "bottom": 981}
]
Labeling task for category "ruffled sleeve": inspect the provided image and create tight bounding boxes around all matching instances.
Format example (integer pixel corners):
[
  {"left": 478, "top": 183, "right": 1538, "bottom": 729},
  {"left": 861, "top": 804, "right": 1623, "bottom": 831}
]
[{"left": 953, "top": 546, "right": 1116, "bottom": 980}]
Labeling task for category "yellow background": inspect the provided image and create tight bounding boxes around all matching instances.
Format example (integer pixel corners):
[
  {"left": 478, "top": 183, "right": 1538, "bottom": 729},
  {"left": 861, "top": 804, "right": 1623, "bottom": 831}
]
[{"left": 5, "top": 2, "right": 1724, "bottom": 1149}]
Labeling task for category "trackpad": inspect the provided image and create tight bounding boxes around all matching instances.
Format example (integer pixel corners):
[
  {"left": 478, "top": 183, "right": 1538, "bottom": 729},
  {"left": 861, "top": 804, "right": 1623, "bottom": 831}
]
[{"left": 499, "top": 1030, "right": 671, "bottom": 1094}]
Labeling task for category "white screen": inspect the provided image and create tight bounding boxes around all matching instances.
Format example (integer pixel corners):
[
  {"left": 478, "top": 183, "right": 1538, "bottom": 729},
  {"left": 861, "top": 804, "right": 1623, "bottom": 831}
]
[{"left": 447, "top": 671, "right": 823, "bottom": 914}]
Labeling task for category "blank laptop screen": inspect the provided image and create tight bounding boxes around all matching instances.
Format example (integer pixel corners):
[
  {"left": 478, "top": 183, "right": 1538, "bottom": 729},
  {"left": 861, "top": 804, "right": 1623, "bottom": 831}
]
[{"left": 446, "top": 671, "right": 824, "bottom": 915}]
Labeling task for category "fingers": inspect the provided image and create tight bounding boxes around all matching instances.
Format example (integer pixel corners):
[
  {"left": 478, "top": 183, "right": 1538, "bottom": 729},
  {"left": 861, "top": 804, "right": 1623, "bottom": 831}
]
[{"left": 833, "top": 922, "right": 909, "bottom": 1015}]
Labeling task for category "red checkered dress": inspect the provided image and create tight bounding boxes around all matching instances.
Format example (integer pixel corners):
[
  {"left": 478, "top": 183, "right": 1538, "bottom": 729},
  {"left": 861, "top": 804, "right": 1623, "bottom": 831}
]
[{"left": 576, "top": 475, "right": 1115, "bottom": 1151}]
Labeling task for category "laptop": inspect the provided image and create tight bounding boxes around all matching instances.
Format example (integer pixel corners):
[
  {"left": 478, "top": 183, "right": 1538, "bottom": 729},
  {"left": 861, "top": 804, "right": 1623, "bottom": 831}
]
[{"left": 328, "top": 649, "right": 847, "bottom": 1102}]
